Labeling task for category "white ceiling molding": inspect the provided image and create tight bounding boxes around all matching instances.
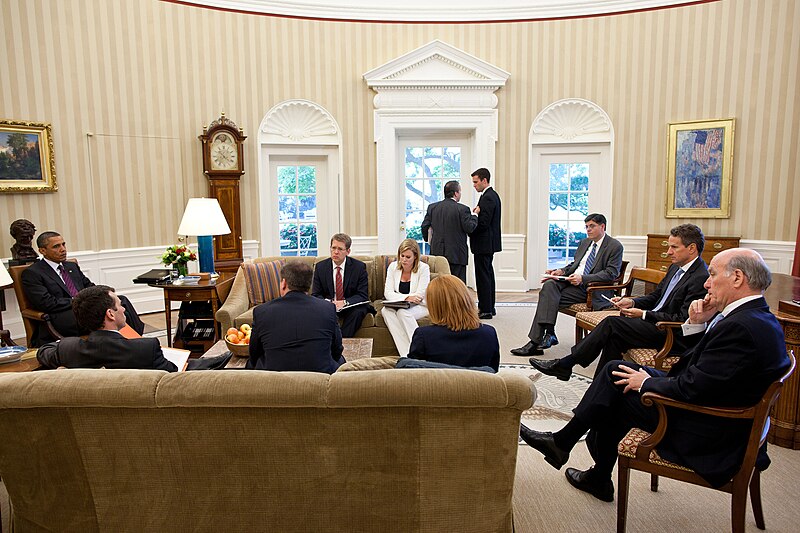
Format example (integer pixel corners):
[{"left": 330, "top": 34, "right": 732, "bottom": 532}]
[
  {"left": 259, "top": 99, "right": 339, "bottom": 144},
  {"left": 531, "top": 98, "right": 613, "bottom": 143},
  {"left": 174, "top": 1, "right": 713, "bottom": 22}
]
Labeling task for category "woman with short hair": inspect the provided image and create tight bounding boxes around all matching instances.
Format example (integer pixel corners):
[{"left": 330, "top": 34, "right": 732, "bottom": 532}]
[
  {"left": 407, "top": 274, "right": 500, "bottom": 371},
  {"left": 382, "top": 238, "right": 430, "bottom": 356}
]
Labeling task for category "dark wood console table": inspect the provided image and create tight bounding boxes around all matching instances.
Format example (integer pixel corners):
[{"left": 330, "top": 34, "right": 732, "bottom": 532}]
[{"left": 765, "top": 273, "right": 800, "bottom": 449}]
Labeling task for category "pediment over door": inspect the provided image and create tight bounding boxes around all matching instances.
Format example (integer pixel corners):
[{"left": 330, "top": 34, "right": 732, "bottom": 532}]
[{"left": 363, "top": 40, "right": 509, "bottom": 109}]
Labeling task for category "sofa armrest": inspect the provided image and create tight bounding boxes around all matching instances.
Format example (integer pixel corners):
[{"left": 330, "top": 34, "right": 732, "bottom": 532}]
[{"left": 215, "top": 271, "right": 250, "bottom": 332}]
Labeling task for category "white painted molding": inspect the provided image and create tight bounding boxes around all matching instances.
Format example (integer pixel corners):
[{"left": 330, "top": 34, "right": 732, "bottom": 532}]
[
  {"left": 179, "top": 1, "right": 704, "bottom": 23},
  {"left": 1, "top": 240, "right": 260, "bottom": 342},
  {"left": 365, "top": 41, "right": 507, "bottom": 253},
  {"left": 532, "top": 98, "right": 613, "bottom": 144},
  {"left": 614, "top": 236, "right": 796, "bottom": 275},
  {"left": 494, "top": 234, "right": 527, "bottom": 292},
  {"left": 259, "top": 99, "right": 340, "bottom": 144}
]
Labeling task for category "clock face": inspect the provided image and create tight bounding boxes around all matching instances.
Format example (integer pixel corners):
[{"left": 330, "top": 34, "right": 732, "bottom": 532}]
[{"left": 209, "top": 133, "right": 238, "bottom": 170}]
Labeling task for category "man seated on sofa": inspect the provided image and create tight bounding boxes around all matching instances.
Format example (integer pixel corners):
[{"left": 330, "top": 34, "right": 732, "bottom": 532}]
[
  {"left": 37, "top": 285, "right": 230, "bottom": 371},
  {"left": 311, "top": 232, "right": 371, "bottom": 338},
  {"left": 22, "top": 231, "right": 145, "bottom": 345},
  {"left": 247, "top": 261, "right": 345, "bottom": 373}
]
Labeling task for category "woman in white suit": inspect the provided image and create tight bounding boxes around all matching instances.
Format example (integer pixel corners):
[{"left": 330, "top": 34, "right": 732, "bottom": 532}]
[{"left": 383, "top": 238, "right": 430, "bottom": 356}]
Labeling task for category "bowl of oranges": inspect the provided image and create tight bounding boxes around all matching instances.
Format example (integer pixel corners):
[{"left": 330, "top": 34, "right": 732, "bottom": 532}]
[{"left": 224, "top": 324, "right": 252, "bottom": 357}]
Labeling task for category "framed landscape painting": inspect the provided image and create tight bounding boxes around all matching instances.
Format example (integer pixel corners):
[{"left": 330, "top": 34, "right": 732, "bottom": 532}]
[
  {"left": 0, "top": 119, "right": 57, "bottom": 193},
  {"left": 665, "top": 118, "right": 734, "bottom": 218}
]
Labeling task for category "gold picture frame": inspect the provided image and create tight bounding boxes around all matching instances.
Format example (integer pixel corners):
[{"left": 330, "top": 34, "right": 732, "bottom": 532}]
[
  {"left": 0, "top": 119, "right": 57, "bottom": 193},
  {"left": 666, "top": 118, "right": 734, "bottom": 218}
]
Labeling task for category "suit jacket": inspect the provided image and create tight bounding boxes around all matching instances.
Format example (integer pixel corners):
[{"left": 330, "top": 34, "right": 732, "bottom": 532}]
[
  {"left": 246, "top": 291, "right": 344, "bottom": 373},
  {"left": 562, "top": 236, "right": 624, "bottom": 309},
  {"left": 22, "top": 259, "right": 95, "bottom": 340},
  {"left": 634, "top": 258, "right": 709, "bottom": 324},
  {"left": 642, "top": 297, "right": 790, "bottom": 487},
  {"left": 421, "top": 198, "right": 477, "bottom": 266},
  {"left": 36, "top": 330, "right": 177, "bottom": 371},
  {"left": 408, "top": 324, "right": 500, "bottom": 371},
  {"left": 311, "top": 256, "right": 369, "bottom": 305},
  {"left": 469, "top": 186, "right": 502, "bottom": 255},
  {"left": 384, "top": 261, "right": 430, "bottom": 303}
]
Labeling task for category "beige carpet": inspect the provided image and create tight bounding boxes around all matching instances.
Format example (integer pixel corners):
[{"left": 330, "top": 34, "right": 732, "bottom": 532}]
[{"left": 490, "top": 303, "right": 800, "bottom": 532}]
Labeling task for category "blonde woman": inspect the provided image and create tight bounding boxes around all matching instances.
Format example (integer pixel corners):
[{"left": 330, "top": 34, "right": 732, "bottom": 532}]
[
  {"left": 383, "top": 239, "right": 430, "bottom": 356},
  {"left": 407, "top": 275, "right": 499, "bottom": 371}
]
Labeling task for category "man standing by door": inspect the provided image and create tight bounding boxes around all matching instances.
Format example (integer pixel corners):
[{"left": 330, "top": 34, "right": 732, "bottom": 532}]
[
  {"left": 421, "top": 180, "right": 477, "bottom": 283},
  {"left": 470, "top": 168, "right": 502, "bottom": 320}
]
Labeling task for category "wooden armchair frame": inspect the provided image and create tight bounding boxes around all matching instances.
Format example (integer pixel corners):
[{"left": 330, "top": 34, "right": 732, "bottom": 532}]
[
  {"left": 617, "top": 351, "right": 796, "bottom": 533},
  {"left": 8, "top": 263, "right": 69, "bottom": 347}
]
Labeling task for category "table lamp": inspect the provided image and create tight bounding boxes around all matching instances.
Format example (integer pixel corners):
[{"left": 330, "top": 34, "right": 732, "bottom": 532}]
[{"left": 177, "top": 198, "right": 231, "bottom": 274}]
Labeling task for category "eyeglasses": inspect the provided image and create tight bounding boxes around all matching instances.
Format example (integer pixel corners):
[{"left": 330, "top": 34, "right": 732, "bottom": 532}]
[
  {"left": 330, "top": 246, "right": 347, "bottom": 252},
  {"left": 585, "top": 223, "right": 600, "bottom": 230}
]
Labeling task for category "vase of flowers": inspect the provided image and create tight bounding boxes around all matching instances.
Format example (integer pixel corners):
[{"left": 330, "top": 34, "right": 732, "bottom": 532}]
[{"left": 160, "top": 244, "right": 197, "bottom": 277}]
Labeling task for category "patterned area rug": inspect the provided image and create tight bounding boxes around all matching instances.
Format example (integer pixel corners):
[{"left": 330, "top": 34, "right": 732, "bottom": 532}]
[{"left": 498, "top": 363, "right": 592, "bottom": 442}]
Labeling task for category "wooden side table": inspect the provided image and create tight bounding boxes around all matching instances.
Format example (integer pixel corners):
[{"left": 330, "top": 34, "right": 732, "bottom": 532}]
[{"left": 151, "top": 278, "right": 233, "bottom": 353}]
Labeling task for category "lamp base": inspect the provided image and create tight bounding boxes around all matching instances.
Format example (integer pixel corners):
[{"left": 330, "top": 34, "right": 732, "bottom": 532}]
[{"left": 197, "top": 235, "right": 216, "bottom": 274}]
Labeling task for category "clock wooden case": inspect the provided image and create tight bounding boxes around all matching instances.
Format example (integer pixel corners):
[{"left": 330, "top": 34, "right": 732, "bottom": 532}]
[{"left": 199, "top": 113, "right": 246, "bottom": 278}]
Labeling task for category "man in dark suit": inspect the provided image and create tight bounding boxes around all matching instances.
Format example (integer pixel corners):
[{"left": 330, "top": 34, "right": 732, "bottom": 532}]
[
  {"left": 311, "top": 233, "right": 371, "bottom": 338},
  {"left": 21, "top": 231, "right": 144, "bottom": 345},
  {"left": 469, "top": 168, "right": 502, "bottom": 319},
  {"left": 37, "top": 285, "right": 177, "bottom": 371},
  {"left": 531, "top": 224, "right": 709, "bottom": 380},
  {"left": 512, "top": 213, "right": 623, "bottom": 357},
  {"left": 247, "top": 261, "right": 344, "bottom": 373},
  {"left": 421, "top": 180, "right": 477, "bottom": 283},
  {"left": 519, "top": 248, "right": 790, "bottom": 501}
]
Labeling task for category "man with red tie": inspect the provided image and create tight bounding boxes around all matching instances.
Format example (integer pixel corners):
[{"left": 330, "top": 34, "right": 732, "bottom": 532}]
[
  {"left": 311, "top": 233, "right": 371, "bottom": 338},
  {"left": 21, "top": 231, "right": 144, "bottom": 345}
]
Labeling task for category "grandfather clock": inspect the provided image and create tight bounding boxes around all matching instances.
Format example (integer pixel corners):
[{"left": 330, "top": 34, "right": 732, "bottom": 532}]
[{"left": 199, "top": 113, "right": 246, "bottom": 279}]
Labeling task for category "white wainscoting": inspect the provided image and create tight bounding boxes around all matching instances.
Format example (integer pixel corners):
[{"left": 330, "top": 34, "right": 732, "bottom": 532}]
[
  {"left": 1, "top": 241, "right": 260, "bottom": 342},
  {"left": 615, "top": 236, "right": 796, "bottom": 274}
]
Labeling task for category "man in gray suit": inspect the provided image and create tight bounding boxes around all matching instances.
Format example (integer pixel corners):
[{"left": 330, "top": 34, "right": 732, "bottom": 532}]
[
  {"left": 511, "top": 213, "right": 623, "bottom": 357},
  {"left": 421, "top": 180, "right": 478, "bottom": 283}
]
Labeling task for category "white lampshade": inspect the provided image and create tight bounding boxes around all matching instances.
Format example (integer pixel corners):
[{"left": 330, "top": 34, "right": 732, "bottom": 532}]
[
  {"left": 177, "top": 198, "right": 231, "bottom": 236},
  {"left": 0, "top": 261, "right": 12, "bottom": 288}
]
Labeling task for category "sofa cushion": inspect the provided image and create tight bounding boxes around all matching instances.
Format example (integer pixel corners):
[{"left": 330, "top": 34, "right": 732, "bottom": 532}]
[
  {"left": 337, "top": 356, "right": 400, "bottom": 372},
  {"left": 242, "top": 259, "right": 284, "bottom": 306}
]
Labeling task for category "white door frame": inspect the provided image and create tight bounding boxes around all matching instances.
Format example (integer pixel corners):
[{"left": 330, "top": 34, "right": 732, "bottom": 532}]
[
  {"left": 527, "top": 99, "right": 614, "bottom": 290},
  {"left": 257, "top": 100, "right": 343, "bottom": 257}
]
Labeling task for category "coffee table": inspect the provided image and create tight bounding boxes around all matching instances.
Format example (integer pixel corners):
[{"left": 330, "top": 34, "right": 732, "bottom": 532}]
[{"left": 200, "top": 337, "right": 374, "bottom": 369}]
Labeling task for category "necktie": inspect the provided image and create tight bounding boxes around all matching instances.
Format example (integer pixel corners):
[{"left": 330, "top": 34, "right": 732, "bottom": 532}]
[
  {"left": 706, "top": 312, "right": 725, "bottom": 331},
  {"left": 335, "top": 266, "right": 344, "bottom": 301},
  {"left": 583, "top": 243, "right": 598, "bottom": 274},
  {"left": 651, "top": 268, "right": 685, "bottom": 312},
  {"left": 58, "top": 263, "right": 79, "bottom": 297}
]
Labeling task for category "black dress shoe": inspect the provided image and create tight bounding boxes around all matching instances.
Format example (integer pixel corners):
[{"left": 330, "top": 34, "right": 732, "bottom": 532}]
[
  {"left": 492, "top": 308, "right": 497, "bottom": 316},
  {"left": 479, "top": 312, "right": 493, "bottom": 320},
  {"left": 510, "top": 342, "right": 543, "bottom": 357},
  {"left": 536, "top": 333, "right": 557, "bottom": 350},
  {"left": 519, "top": 425, "right": 570, "bottom": 470},
  {"left": 565, "top": 467, "right": 614, "bottom": 502},
  {"left": 529, "top": 358, "right": 572, "bottom": 381},
  {"left": 549, "top": 333, "right": 559, "bottom": 346}
]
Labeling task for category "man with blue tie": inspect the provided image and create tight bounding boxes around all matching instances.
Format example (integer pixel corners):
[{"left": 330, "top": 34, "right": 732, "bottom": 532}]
[
  {"left": 530, "top": 224, "right": 708, "bottom": 380},
  {"left": 511, "top": 213, "right": 623, "bottom": 357}
]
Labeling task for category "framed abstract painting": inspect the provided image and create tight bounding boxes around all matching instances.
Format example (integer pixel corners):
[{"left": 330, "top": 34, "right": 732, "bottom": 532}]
[
  {"left": 0, "top": 119, "right": 57, "bottom": 193},
  {"left": 665, "top": 118, "right": 734, "bottom": 218}
]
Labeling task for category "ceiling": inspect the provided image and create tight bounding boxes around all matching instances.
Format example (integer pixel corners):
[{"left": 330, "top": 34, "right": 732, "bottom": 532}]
[{"left": 172, "top": 0, "right": 713, "bottom": 22}]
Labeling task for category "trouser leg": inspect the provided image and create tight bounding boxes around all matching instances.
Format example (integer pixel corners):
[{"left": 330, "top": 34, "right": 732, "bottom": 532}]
[
  {"left": 474, "top": 253, "right": 494, "bottom": 314},
  {"left": 339, "top": 306, "right": 368, "bottom": 338},
  {"left": 449, "top": 263, "right": 467, "bottom": 284},
  {"left": 528, "top": 281, "right": 586, "bottom": 341}
]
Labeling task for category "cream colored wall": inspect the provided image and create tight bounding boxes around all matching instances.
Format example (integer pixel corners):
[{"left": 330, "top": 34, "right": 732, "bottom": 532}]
[{"left": 1, "top": 0, "right": 798, "bottom": 257}]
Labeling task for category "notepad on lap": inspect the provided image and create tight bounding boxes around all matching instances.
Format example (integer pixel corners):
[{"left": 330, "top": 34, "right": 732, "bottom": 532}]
[{"left": 161, "top": 347, "right": 191, "bottom": 372}]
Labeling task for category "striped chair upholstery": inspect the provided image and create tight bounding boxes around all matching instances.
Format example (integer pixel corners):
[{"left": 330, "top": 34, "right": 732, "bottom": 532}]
[{"left": 241, "top": 259, "right": 284, "bottom": 306}]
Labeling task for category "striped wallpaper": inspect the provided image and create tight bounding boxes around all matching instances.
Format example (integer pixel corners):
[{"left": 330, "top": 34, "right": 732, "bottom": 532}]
[{"left": 1, "top": 0, "right": 798, "bottom": 256}]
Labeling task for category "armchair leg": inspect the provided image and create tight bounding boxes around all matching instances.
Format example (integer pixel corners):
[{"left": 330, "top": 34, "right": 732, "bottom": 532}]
[
  {"left": 650, "top": 474, "right": 659, "bottom": 492},
  {"left": 731, "top": 487, "right": 748, "bottom": 533},
  {"left": 616, "top": 461, "right": 631, "bottom": 533},
  {"left": 749, "top": 471, "right": 765, "bottom": 530}
]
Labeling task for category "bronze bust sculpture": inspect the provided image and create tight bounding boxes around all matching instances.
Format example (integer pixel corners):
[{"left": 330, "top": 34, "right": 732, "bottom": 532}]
[{"left": 9, "top": 219, "right": 38, "bottom": 265}]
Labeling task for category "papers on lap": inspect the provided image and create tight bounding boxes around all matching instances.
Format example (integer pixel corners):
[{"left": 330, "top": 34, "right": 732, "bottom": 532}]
[
  {"left": 382, "top": 300, "right": 415, "bottom": 309},
  {"left": 542, "top": 274, "right": 569, "bottom": 281},
  {"left": 336, "top": 300, "right": 370, "bottom": 313},
  {"left": 161, "top": 347, "right": 191, "bottom": 371}
]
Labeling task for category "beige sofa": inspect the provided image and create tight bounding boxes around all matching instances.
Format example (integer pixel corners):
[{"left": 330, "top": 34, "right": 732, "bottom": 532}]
[
  {"left": 216, "top": 255, "right": 451, "bottom": 356},
  {"left": 0, "top": 367, "right": 532, "bottom": 532}
]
